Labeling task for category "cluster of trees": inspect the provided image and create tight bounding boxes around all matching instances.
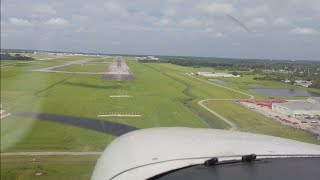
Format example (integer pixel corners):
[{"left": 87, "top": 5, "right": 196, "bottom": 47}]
[
  {"left": 137, "top": 59, "right": 165, "bottom": 63},
  {"left": 253, "top": 75, "right": 295, "bottom": 84},
  {"left": 0, "top": 53, "right": 34, "bottom": 61}
]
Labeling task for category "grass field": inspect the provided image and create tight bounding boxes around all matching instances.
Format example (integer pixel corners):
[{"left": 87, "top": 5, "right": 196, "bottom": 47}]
[
  {"left": 1, "top": 55, "right": 209, "bottom": 152},
  {"left": 55, "top": 57, "right": 113, "bottom": 72},
  {"left": 1, "top": 155, "right": 99, "bottom": 180},
  {"left": 1, "top": 55, "right": 320, "bottom": 179},
  {"left": 145, "top": 62, "right": 320, "bottom": 144},
  {"left": 55, "top": 64, "right": 107, "bottom": 72}
]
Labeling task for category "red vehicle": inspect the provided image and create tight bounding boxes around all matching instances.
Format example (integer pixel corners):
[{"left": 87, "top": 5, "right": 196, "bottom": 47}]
[
  {"left": 292, "top": 122, "right": 299, "bottom": 125},
  {"left": 284, "top": 119, "right": 291, "bottom": 123}
]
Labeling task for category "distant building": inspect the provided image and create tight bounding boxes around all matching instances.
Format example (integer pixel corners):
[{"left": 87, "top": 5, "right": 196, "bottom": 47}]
[
  {"left": 185, "top": 72, "right": 195, "bottom": 76},
  {"left": 294, "top": 80, "right": 313, "bottom": 87},
  {"left": 197, "top": 72, "right": 240, "bottom": 78},
  {"left": 135, "top": 56, "right": 159, "bottom": 61},
  {"left": 284, "top": 79, "right": 291, "bottom": 83},
  {"left": 272, "top": 101, "right": 320, "bottom": 118}
]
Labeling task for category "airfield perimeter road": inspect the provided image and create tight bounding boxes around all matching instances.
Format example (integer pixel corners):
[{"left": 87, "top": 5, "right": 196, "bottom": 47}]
[{"left": 188, "top": 75, "right": 255, "bottom": 131}]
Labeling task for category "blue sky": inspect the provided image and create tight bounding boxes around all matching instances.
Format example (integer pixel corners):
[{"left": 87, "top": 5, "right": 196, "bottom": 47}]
[{"left": 1, "top": 0, "right": 320, "bottom": 60}]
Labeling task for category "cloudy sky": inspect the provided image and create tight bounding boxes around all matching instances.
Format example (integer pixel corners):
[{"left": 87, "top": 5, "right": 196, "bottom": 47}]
[{"left": 1, "top": 0, "right": 320, "bottom": 60}]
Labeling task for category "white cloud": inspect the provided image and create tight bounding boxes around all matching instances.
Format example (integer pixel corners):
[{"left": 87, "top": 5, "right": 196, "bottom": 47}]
[
  {"left": 104, "top": 1, "right": 129, "bottom": 17},
  {"left": 154, "top": 18, "right": 172, "bottom": 26},
  {"left": 163, "top": 8, "right": 177, "bottom": 17},
  {"left": 45, "top": 18, "right": 69, "bottom": 26},
  {"left": 203, "top": 27, "right": 213, "bottom": 33},
  {"left": 111, "top": 41, "right": 120, "bottom": 46},
  {"left": 243, "top": 5, "right": 270, "bottom": 17},
  {"left": 273, "top": 17, "right": 291, "bottom": 26},
  {"left": 8, "top": 17, "right": 32, "bottom": 26},
  {"left": 248, "top": 17, "right": 267, "bottom": 27},
  {"left": 200, "top": 2, "right": 234, "bottom": 15},
  {"left": 1, "top": 0, "right": 320, "bottom": 60},
  {"left": 75, "top": 27, "right": 90, "bottom": 33},
  {"left": 72, "top": 15, "right": 88, "bottom": 22},
  {"left": 214, "top": 32, "right": 224, "bottom": 38},
  {"left": 180, "top": 18, "right": 201, "bottom": 27},
  {"left": 33, "top": 4, "right": 56, "bottom": 15},
  {"left": 290, "top": 27, "right": 318, "bottom": 35}
]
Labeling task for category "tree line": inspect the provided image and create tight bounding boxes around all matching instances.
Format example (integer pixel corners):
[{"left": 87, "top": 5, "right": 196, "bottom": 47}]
[
  {"left": 0, "top": 53, "right": 34, "bottom": 61},
  {"left": 155, "top": 56, "right": 320, "bottom": 89}
]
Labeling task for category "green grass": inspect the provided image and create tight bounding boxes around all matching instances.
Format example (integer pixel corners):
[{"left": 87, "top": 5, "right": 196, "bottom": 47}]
[
  {"left": 55, "top": 64, "right": 107, "bottom": 72},
  {"left": 146, "top": 63, "right": 250, "bottom": 128},
  {"left": 1, "top": 56, "right": 320, "bottom": 179},
  {"left": 1, "top": 155, "right": 99, "bottom": 180},
  {"left": 55, "top": 57, "right": 113, "bottom": 72},
  {"left": 1, "top": 56, "right": 209, "bottom": 152},
  {"left": 2, "top": 117, "right": 114, "bottom": 152},
  {"left": 2, "top": 57, "right": 319, "bottom": 152},
  {"left": 145, "top": 62, "right": 320, "bottom": 144}
]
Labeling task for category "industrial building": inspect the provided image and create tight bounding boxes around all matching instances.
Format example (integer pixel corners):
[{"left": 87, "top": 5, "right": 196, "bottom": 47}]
[
  {"left": 272, "top": 101, "right": 320, "bottom": 118},
  {"left": 197, "top": 72, "right": 240, "bottom": 77}
]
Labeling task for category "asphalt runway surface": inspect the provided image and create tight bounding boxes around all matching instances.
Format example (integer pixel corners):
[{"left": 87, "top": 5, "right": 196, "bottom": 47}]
[
  {"left": 103, "top": 56, "right": 135, "bottom": 80},
  {"left": 14, "top": 112, "right": 138, "bottom": 136}
]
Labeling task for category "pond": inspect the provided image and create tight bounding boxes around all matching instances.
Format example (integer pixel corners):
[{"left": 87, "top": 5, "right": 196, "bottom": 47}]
[{"left": 249, "top": 88, "right": 320, "bottom": 97}]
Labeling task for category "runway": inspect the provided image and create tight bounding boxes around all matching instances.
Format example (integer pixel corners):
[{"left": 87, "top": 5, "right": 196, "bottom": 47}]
[{"left": 103, "top": 56, "right": 135, "bottom": 80}]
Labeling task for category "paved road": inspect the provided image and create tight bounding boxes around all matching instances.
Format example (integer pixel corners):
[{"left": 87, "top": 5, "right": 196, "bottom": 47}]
[
  {"left": 1, "top": 152, "right": 102, "bottom": 156},
  {"left": 198, "top": 100, "right": 237, "bottom": 131},
  {"left": 187, "top": 75, "right": 255, "bottom": 131}
]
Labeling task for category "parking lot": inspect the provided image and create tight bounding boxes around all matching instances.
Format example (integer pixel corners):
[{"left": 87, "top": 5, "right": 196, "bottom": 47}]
[{"left": 240, "top": 101, "right": 320, "bottom": 139}]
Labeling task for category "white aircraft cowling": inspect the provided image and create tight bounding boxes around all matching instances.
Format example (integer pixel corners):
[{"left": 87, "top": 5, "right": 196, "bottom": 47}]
[{"left": 91, "top": 127, "right": 320, "bottom": 180}]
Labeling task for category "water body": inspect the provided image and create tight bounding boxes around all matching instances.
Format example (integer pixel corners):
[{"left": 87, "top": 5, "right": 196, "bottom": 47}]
[
  {"left": 208, "top": 79, "right": 234, "bottom": 85},
  {"left": 249, "top": 88, "right": 320, "bottom": 97}
]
